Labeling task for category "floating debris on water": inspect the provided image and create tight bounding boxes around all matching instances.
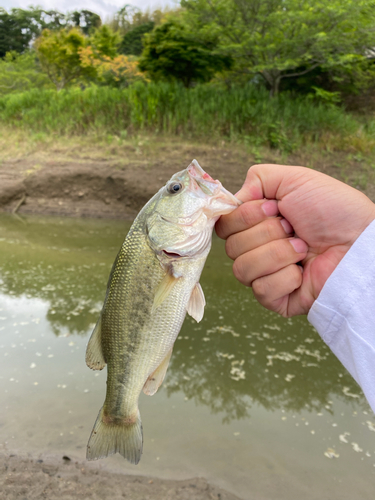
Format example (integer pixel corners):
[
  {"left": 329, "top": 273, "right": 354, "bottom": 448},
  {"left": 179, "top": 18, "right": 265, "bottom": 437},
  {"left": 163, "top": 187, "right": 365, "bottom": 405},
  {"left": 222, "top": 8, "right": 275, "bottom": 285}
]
[
  {"left": 351, "top": 442, "right": 363, "bottom": 453},
  {"left": 285, "top": 374, "right": 295, "bottom": 382},
  {"left": 339, "top": 432, "right": 350, "bottom": 443},
  {"left": 230, "top": 360, "right": 246, "bottom": 381},
  {"left": 206, "top": 325, "right": 241, "bottom": 337},
  {"left": 343, "top": 387, "right": 360, "bottom": 398},
  {"left": 264, "top": 324, "right": 281, "bottom": 331},
  {"left": 266, "top": 352, "right": 300, "bottom": 366},
  {"left": 324, "top": 448, "right": 340, "bottom": 459},
  {"left": 366, "top": 421, "right": 375, "bottom": 432},
  {"left": 217, "top": 352, "right": 235, "bottom": 360}
]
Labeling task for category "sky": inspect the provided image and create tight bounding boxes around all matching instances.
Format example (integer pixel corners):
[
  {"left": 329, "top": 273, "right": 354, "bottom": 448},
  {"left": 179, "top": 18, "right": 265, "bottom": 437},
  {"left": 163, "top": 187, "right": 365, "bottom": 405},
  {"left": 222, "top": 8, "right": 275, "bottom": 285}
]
[{"left": 1, "top": 0, "right": 177, "bottom": 22}]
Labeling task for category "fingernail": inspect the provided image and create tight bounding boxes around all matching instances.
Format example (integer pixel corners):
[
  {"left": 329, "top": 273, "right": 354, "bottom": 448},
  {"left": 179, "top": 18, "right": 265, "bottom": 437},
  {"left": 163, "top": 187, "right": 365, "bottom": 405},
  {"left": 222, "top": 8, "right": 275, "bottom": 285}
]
[
  {"left": 280, "top": 218, "right": 293, "bottom": 234},
  {"left": 261, "top": 200, "right": 279, "bottom": 217},
  {"left": 289, "top": 238, "right": 308, "bottom": 254}
]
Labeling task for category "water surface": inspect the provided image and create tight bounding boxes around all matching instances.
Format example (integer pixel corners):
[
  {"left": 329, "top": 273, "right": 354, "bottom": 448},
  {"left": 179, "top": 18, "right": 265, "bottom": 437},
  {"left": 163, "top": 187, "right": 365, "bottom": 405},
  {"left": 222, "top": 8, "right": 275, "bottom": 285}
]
[{"left": 0, "top": 213, "right": 374, "bottom": 499}]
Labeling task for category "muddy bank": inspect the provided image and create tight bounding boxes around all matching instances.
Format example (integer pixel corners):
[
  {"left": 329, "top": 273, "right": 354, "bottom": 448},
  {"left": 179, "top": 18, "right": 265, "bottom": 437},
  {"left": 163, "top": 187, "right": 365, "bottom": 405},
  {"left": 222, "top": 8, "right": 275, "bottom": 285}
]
[
  {"left": 1, "top": 453, "right": 243, "bottom": 500},
  {"left": 2, "top": 141, "right": 375, "bottom": 219},
  {"left": 0, "top": 145, "right": 250, "bottom": 219}
]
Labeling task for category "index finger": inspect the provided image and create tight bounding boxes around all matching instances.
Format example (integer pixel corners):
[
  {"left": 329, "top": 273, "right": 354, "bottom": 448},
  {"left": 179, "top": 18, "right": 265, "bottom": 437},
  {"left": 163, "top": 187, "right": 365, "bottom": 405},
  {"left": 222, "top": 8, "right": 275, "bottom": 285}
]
[{"left": 215, "top": 198, "right": 279, "bottom": 239}]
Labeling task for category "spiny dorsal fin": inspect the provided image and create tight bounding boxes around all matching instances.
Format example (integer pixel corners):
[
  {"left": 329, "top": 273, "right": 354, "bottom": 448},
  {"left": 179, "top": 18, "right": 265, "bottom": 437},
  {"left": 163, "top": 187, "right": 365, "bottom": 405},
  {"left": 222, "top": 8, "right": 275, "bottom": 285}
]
[
  {"left": 143, "top": 348, "right": 173, "bottom": 396},
  {"left": 187, "top": 282, "right": 206, "bottom": 323},
  {"left": 85, "top": 316, "right": 106, "bottom": 370},
  {"left": 152, "top": 271, "right": 179, "bottom": 313}
]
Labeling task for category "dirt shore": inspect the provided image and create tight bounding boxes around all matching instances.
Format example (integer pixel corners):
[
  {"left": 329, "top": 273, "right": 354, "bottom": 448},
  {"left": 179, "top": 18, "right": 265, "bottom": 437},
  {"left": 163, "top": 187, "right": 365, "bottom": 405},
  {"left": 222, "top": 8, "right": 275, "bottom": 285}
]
[
  {"left": 0, "top": 453, "right": 242, "bottom": 500},
  {"left": 1, "top": 137, "right": 374, "bottom": 219},
  {"left": 0, "top": 142, "right": 252, "bottom": 219}
]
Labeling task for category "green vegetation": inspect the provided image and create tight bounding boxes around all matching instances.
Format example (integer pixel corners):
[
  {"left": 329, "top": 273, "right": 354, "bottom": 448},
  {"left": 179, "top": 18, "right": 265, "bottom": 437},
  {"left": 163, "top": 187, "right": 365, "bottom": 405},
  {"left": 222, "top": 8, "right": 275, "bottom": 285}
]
[
  {"left": 139, "top": 20, "right": 232, "bottom": 87},
  {"left": 182, "top": 0, "right": 375, "bottom": 95},
  {"left": 0, "top": 2, "right": 375, "bottom": 159},
  {"left": 0, "top": 83, "right": 373, "bottom": 155}
]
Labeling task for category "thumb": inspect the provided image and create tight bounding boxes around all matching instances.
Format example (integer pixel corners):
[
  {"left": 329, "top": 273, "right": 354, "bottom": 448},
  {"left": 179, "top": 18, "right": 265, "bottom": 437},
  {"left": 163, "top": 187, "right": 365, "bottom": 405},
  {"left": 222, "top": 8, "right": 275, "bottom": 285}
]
[{"left": 236, "top": 164, "right": 305, "bottom": 202}]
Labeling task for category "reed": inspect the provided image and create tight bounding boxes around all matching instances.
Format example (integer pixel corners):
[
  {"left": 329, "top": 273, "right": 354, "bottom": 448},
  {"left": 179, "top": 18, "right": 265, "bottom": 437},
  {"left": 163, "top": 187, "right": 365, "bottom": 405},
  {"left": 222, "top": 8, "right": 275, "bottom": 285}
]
[{"left": 0, "top": 82, "right": 373, "bottom": 153}]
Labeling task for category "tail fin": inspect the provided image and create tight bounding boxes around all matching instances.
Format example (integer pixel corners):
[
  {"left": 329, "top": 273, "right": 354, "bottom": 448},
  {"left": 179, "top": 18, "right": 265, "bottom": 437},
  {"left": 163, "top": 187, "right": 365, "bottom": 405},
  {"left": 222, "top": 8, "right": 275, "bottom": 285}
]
[{"left": 86, "top": 407, "right": 143, "bottom": 464}]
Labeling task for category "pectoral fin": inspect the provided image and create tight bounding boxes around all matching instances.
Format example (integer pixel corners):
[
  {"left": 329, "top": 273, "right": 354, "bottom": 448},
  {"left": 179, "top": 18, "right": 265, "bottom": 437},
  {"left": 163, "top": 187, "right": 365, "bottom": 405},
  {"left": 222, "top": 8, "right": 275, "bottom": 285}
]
[
  {"left": 85, "top": 316, "right": 106, "bottom": 370},
  {"left": 187, "top": 282, "right": 206, "bottom": 323},
  {"left": 143, "top": 348, "right": 173, "bottom": 396},
  {"left": 152, "top": 271, "right": 179, "bottom": 313}
]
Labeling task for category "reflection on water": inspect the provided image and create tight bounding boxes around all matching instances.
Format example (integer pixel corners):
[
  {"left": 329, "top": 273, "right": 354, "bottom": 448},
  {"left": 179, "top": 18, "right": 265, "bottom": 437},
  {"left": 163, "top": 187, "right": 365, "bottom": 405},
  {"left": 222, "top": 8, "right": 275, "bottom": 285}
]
[{"left": 0, "top": 213, "right": 374, "bottom": 500}]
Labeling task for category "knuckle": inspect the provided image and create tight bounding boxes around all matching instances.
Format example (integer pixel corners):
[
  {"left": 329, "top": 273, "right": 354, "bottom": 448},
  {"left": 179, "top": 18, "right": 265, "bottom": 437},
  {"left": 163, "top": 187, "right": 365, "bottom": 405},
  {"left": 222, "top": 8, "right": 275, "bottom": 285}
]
[
  {"left": 225, "top": 235, "right": 237, "bottom": 260},
  {"left": 233, "top": 257, "right": 249, "bottom": 286},
  {"left": 239, "top": 203, "right": 256, "bottom": 228},
  {"left": 252, "top": 277, "right": 268, "bottom": 301},
  {"left": 215, "top": 219, "right": 225, "bottom": 239},
  {"left": 269, "top": 240, "right": 288, "bottom": 264},
  {"left": 264, "top": 219, "right": 281, "bottom": 241}
]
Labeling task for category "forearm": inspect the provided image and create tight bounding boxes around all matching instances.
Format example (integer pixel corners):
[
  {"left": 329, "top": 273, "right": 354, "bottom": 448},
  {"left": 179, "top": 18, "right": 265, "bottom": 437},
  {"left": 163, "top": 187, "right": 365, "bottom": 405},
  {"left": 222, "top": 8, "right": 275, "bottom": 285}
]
[{"left": 308, "top": 220, "right": 375, "bottom": 412}]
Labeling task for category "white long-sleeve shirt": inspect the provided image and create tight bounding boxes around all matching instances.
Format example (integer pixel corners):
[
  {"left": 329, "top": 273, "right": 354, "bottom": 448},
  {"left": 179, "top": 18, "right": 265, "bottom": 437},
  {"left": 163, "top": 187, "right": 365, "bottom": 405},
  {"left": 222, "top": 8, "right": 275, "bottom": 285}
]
[{"left": 308, "top": 219, "right": 375, "bottom": 413}]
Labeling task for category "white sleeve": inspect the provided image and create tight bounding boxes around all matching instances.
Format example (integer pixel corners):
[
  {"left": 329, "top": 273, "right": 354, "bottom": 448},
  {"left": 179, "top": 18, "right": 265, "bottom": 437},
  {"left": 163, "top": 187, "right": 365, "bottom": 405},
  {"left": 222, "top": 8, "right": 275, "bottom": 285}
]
[{"left": 307, "top": 219, "right": 375, "bottom": 413}]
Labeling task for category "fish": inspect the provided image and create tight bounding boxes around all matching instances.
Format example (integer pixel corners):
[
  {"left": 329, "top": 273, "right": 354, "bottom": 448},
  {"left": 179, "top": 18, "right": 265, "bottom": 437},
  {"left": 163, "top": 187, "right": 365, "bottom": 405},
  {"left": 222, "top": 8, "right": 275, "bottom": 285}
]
[{"left": 85, "top": 159, "right": 240, "bottom": 464}]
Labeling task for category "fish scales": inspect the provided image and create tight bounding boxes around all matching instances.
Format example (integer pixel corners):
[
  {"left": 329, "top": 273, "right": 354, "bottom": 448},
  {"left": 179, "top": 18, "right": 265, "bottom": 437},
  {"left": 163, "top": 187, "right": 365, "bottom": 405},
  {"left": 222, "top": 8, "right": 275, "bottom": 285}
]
[{"left": 85, "top": 160, "right": 240, "bottom": 464}]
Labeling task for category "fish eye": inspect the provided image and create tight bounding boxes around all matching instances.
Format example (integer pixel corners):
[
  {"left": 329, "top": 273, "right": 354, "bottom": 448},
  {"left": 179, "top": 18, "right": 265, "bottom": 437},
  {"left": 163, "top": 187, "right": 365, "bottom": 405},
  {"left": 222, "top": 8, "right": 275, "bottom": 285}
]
[{"left": 167, "top": 182, "right": 183, "bottom": 194}]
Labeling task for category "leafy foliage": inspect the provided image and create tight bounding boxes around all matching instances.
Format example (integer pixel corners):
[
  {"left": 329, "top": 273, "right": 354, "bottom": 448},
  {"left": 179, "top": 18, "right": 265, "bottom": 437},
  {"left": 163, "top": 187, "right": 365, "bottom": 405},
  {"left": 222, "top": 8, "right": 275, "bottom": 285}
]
[
  {"left": 0, "top": 51, "right": 52, "bottom": 95},
  {"left": 34, "top": 28, "right": 90, "bottom": 90},
  {"left": 70, "top": 10, "right": 101, "bottom": 35},
  {"left": 182, "top": 0, "right": 375, "bottom": 94},
  {"left": 79, "top": 47, "right": 146, "bottom": 87},
  {"left": 119, "top": 22, "right": 155, "bottom": 56},
  {"left": 0, "top": 7, "right": 102, "bottom": 58},
  {"left": 139, "top": 20, "right": 233, "bottom": 87},
  {"left": 89, "top": 25, "right": 120, "bottom": 58}
]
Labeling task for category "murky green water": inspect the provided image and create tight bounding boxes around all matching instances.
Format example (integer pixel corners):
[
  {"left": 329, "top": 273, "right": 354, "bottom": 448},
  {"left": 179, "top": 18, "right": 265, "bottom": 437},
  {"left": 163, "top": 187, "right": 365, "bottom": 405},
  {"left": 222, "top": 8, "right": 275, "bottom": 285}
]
[{"left": 0, "top": 213, "right": 374, "bottom": 499}]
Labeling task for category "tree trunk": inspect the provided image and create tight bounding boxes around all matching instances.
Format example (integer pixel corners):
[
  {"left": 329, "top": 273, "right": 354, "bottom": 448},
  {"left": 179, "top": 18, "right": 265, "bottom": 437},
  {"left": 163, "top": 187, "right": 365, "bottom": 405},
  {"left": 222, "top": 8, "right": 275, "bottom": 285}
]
[{"left": 261, "top": 69, "right": 281, "bottom": 97}]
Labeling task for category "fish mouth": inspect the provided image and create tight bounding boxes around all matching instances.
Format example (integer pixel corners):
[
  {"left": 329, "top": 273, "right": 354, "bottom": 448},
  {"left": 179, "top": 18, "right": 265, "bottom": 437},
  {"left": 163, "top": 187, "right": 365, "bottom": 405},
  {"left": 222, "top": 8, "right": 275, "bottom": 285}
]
[
  {"left": 162, "top": 250, "right": 182, "bottom": 258},
  {"left": 188, "top": 160, "right": 241, "bottom": 210}
]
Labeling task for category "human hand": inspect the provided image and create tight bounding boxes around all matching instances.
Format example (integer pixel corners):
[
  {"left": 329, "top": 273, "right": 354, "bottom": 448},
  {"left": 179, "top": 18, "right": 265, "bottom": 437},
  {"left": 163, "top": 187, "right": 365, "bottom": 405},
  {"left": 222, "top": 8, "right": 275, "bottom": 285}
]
[{"left": 216, "top": 164, "right": 375, "bottom": 317}]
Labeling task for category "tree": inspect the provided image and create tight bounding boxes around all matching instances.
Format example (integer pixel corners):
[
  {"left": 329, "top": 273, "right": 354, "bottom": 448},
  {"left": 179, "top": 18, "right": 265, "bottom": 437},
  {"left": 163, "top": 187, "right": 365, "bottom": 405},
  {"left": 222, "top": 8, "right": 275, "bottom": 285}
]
[
  {"left": 79, "top": 47, "right": 146, "bottom": 87},
  {"left": 88, "top": 25, "right": 120, "bottom": 58},
  {"left": 138, "top": 20, "right": 232, "bottom": 87},
  {"left": 182, "top": 0, "right": 375, "bottom": 95},
  {"left": 0, "top": 51, "right": 52, "bottom": 95},
  {"left": 70, "top": 10, "right": 101, "bottom": 35},
  {"left": 119, "top": 22, "right": 155, "bottom": 56},
  {"left": 0, "top": 7, "right": 69, "bottom": 58},
  {"left": 34, "top": 27, "right": 90, "bottom": 90},
  {"left": 0, "top": 8, "right": 32, "bottom": 57}
]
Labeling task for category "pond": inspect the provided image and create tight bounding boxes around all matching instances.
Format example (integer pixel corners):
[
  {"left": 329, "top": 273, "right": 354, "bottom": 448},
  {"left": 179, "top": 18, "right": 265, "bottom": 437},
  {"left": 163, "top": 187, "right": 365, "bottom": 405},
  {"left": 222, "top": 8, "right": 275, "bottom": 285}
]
[{"left": 0, "top": 213, "right": 374, "bottom": 499}]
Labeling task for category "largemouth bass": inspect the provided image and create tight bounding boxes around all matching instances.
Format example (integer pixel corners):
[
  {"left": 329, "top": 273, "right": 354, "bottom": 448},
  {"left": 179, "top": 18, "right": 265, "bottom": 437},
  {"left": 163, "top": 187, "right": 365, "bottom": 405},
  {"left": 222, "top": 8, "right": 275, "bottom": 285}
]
[{"left": 85, "top": 160, "right": 240, "bottom": 464}]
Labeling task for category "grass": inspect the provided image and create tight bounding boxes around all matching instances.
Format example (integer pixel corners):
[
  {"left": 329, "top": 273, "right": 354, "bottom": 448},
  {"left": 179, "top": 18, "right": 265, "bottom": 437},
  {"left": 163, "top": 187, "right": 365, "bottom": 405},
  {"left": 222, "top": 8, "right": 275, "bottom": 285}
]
[
  {"left": 0, "top": 82, "right": 374, "bottom": 155},
  {"left": 1, "top": 82, "right": 375, "bottom": 198}
]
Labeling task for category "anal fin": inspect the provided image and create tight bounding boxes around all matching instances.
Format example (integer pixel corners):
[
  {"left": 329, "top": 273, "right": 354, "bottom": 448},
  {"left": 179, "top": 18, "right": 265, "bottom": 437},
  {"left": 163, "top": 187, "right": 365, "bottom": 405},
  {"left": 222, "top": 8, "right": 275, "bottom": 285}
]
[
  {"left": 143, "top": 348, "right": 173, "bottom": 396},
  {"left": 86, "top": 316, "right": 106, "bottom": 370},
  {"left": 187, "top": 282, "right": 206, "bottom": 323}
]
